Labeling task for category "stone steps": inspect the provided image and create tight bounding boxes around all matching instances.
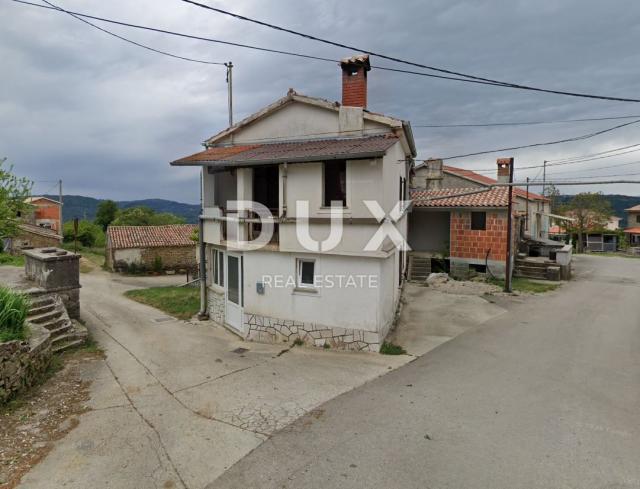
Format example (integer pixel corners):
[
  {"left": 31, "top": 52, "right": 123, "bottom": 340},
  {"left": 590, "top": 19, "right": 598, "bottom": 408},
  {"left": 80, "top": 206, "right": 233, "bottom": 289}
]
[
  {"left": 28, "top": 308, "right": 63, "bottom": 325},
  {"left": 408, "top": 255, "right": 432, "bottom": 282},
  {"left": 26, "top": 294, "right": 87, "bottom": 354}
]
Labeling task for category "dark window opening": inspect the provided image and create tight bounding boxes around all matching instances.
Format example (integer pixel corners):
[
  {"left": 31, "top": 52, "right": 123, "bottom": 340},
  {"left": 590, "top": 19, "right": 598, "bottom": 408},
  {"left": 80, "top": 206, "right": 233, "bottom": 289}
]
[
  {"left": 470, "top": 263, "right": 487, "bottom": 274},
  {"left": 253, "top": 166, "right": 279, "bottom": 211},
  {"left": 636, "top": 215, "right": 640, "bottom": 224},
  {"left": 324, "top": 160, "right": 346, "bottom": 207},
  {"left": 471, "top": 212, "right": 487, "bottom": 231}
]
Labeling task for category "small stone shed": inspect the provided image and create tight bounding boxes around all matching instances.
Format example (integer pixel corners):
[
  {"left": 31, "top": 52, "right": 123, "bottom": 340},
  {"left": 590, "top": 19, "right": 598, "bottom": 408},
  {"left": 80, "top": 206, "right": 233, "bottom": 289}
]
[
  {"left": 105, "top": 224, "right": 197, "bottom": 272},
  {"left": 4, "top": 223, "right": 62, "bottom": 254}
]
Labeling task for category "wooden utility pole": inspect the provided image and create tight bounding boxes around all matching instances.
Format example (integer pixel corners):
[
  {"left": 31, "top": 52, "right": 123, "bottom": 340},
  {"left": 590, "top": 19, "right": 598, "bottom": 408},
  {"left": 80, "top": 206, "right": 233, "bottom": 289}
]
[
  {"left": 58, "top": 179, "right": 63, "bottom": 232},
  {"left": 225, "top": 61, "right": 233, "bottom": 127},
  {"left": 504, "top": 158, "right": 515, "bottom": 293}
]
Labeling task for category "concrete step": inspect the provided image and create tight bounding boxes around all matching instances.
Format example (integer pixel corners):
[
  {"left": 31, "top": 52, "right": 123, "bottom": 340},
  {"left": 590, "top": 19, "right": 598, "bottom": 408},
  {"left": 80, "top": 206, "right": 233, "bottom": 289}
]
[
  {"left": 38, "top": 316, "right": 68, "bottom": 332},
  {"left": 52, "top": 338, "right": 85, "bottom": 354},
  {"left": 28, "top": 303, "right": 57, "bottom": 317},
  {"left": 515, "top": 260, "right": 554, "bottom": 269},
  {"left": 48, "top": 321, "right": 75, "bottom": 339},
  {"left": 514, "top": 270, "right": 547, "bottom": 279},
  {"left": 28, "top": 295, "right": 56, "bottom": 309},
  {"left": 29, "top": 309, "right": 64, "bottom": 325}
]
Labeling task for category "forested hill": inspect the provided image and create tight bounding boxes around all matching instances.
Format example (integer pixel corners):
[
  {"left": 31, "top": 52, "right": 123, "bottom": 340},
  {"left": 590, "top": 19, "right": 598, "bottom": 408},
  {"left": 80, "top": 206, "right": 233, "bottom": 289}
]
[{"left": 43, "top": 195, "right": 200, "bottom": 224}]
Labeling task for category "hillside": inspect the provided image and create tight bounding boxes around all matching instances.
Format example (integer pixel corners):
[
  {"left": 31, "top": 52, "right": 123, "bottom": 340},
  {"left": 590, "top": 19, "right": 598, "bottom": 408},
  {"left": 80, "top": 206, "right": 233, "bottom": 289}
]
[
  {"left": 557, "top": 194, "right": 639, "bottom": 227},
  {"left": 44, "top": 195, "right": 200, "bottom": 224}
]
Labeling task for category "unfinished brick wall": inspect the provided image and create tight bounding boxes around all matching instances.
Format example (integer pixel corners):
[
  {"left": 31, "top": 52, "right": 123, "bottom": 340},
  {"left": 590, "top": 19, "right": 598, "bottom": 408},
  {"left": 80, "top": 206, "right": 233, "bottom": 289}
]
[{"left": 450, "top": 210, "right": 508, "bottom": 262}]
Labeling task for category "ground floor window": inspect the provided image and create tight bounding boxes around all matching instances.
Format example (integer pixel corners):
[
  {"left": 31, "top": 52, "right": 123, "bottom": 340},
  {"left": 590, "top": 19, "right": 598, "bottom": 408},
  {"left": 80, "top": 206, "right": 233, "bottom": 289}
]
[
  {"left": 212, "top": 249, "right": 224, "bottom": 286},
  {"left": 471, "top": 211, "right": 487, "bottom": 231},
  {"left": 296, "top": 258, "right": 315, "bottom": 288}
]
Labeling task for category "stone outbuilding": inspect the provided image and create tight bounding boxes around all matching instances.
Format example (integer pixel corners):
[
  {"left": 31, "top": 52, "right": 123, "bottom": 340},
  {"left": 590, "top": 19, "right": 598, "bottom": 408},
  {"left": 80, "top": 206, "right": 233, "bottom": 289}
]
[
  {"left": 105, "top": 224, "right": 197, "bottom": 272},
  {"left": 3, "top": 223, "right": 62, "bottom": 254}
]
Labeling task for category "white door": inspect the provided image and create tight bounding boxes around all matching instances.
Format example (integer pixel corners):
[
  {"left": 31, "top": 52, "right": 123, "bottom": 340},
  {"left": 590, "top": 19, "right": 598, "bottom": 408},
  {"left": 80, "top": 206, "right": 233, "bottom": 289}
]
[{"left": 225, "top": 253, "right": 243, "bottom": 334}]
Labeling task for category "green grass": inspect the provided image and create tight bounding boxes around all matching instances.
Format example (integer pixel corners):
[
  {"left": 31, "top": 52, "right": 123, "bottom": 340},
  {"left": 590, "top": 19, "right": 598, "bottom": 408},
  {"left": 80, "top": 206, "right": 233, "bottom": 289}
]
[
  {"left": 0, "top": 287, "right": 30, "bottom": 342},
  {"left": 379, "top": 341, "right": 407, "bottom": 355},
  {"left": 488, "top": 277, "right": 561, "bottom": 294},
  {"left": 61, "top": 244, "right": 105, "bottom": 272},
  {"left": 595, "top": 252, "right": 640, "bottom": 259},
  {"left": 124, "top": 286, "right": 199, "bottom": 320},
  {"left": 0, "top": 253, "right": 24, "bottom": 267}
]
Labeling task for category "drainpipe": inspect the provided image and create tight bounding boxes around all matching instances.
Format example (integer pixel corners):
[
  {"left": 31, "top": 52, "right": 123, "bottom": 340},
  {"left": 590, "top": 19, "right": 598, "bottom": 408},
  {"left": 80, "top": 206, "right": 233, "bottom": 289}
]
[
  {"left": 198, "top": 168, "right": 209, "bottom": 319},
  {"left": 280, "top": 162, "right": 288, "bottom": 219}
]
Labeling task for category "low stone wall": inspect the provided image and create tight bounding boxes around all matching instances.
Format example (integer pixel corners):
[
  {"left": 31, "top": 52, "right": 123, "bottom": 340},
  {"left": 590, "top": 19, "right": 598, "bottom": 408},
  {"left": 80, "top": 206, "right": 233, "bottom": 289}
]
[
  {"left": 0, "top": 323, "right": 52, "bottom": 404},
  {"left": 244, "top": 312, "right": 383, "bottom": 352},
  {"left": 207, "top": 287, "right": 225, "bottom": 324},
  {"left": 111, "top": 245, "right": 196, "bottom": 272}
]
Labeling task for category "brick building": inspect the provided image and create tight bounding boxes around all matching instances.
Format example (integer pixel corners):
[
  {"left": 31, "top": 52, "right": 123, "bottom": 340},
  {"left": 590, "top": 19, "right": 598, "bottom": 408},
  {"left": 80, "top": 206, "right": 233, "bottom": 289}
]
[
  {"left": 105, "top": 224, "right": 197, "bottom": 272},
  {"left": 408, "top": 186, "right": 514, "bottom": 278},
  {"left": 25, "top": 196, "right": 62, "bottom": 233}
]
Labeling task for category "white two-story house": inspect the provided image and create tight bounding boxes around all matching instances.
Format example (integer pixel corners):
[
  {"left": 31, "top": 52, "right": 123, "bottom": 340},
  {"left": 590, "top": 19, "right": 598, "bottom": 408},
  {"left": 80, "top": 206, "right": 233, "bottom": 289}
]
[{"left": 171, "top": 55, "right": 416, "bottom": 351}]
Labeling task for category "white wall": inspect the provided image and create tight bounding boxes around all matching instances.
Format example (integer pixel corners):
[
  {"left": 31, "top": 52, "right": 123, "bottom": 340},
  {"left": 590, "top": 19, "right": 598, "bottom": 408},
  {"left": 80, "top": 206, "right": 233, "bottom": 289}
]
[{"left": 114, "top": 248, "right": 142, "bottom": 264}]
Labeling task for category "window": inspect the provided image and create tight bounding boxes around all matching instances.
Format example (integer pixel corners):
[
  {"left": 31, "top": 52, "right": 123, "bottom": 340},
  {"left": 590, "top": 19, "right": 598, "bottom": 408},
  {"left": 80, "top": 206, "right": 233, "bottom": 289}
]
[
  {"left": 212, "top": 249, "right": 224, "bottom": 286},
  {"left": 636, "top": 215, "right": 640, "bottom": 224},
  {"left": 323, "top": 160, "right": 346, "bottom": 207},
  {"left": 471, "top": 212, "right": 486, "bottom": 231},
  {"left": 296, "top": 259, "right": 315, "bottom": 288},
  {"left": 399, "top": 176, "right": 406, "bottom": 203}
]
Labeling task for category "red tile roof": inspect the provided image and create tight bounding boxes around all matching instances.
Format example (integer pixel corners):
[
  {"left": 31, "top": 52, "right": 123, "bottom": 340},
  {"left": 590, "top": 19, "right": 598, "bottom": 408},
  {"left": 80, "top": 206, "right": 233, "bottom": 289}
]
[
  {"left": 171, "top": 135, "right": 399, "bottom": 166},
  {"left": 411, "top": 187, "right": 511, "bottom": 208},
  {"left": 625, "top": 204, "right": 640, "bottom": 212},
  {"left": 443, "top": 165, "right": 548, "bottom": 202},
  {"left": 623, "top": 227, "right": 640, "bottom": 234},
  {"left": 107, "top": 225, "right": 197, "bottom": 250}
]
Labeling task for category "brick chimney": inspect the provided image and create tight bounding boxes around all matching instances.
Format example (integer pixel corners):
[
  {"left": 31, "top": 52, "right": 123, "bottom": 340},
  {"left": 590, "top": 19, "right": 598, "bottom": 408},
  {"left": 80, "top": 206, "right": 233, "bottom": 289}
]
[
  {"left": 340, "top": 54, "right": 371, "bottom": 108},
  {"left": 497, "top": 158, "right": 513, "bottom": 183},
  {"left": 424, "top": 159, "right": 444, "bottom": 190}
]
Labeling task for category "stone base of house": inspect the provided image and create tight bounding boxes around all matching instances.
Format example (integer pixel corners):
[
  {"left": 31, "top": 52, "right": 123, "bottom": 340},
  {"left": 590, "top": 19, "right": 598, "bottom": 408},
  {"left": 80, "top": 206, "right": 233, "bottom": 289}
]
[
  {"left": 207, "top": 287, "right": 225, "bottom": 325},
  {"left": 244, "top": 313, "right": 383, "bottom": 352},
  {"left": 449, "top": 257, "right": 507, "bottom": 279}
]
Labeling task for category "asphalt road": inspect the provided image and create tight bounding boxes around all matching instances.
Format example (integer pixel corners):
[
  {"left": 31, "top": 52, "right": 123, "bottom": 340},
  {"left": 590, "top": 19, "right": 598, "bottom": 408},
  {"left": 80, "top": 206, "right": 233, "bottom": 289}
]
[{"left": 211, "top": 255, "right": 640, "bottom": 489}]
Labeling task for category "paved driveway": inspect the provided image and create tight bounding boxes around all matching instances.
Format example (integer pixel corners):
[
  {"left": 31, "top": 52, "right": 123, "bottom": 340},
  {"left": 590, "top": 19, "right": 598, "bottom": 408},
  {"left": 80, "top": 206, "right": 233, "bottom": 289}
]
[
  {"left": 211, "top": 255, "right": 640, "bottom": 489},
  {"left": 17, "top": 271, "right": 410, "bottom": 489}
]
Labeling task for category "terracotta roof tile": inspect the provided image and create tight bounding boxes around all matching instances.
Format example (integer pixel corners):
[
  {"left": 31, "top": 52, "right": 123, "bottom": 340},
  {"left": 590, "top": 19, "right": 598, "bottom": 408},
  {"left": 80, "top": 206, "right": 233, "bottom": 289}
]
[
  {"left": 411, "top": 187, "right": 511, "bottom": 208},
  {"left": 443, "top": 165, "right": 548, "bottom": 201},
  {"left": 625, "top": 204, "right": 640, "bottom": 211},
  {"left": 171, "top": 135, "right": 398, "bottom": 167},
  {"left": 623, "top": 227, "right": 640, "bottom": 233},
  {"left": 107, "top": 225, "right": 197, "bottom": 250}
]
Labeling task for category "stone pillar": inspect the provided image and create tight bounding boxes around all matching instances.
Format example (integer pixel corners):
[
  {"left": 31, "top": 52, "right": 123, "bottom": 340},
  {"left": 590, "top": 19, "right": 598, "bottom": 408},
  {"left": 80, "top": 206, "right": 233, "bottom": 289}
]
[{"left": 23, "top": 248, "right": 81, "bottom": 319}]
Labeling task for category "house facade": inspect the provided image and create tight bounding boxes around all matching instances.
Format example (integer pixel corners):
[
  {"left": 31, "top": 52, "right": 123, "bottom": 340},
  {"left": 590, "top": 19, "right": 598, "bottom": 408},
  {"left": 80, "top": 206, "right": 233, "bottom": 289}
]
[
  {"left": 413, "top": 160, "right": 551, "bottom": 241},
  {"left": 25, "top": 196, "right": 62, "bottom": 233},
  {"left": 171, "top": 55, "right": 416, "bottom": 351},
  {"left": 624, "top": 204, "right": 640, "bottom": 247},
  {"left": 105, "top": 225, "right": 197, "bottom": 272}
]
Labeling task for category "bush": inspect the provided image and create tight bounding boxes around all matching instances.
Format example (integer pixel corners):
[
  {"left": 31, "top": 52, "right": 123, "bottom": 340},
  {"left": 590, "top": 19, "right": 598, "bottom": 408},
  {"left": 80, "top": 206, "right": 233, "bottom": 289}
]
[
  {"left": 0, "top": 287, "right": 30, "bottom": 342},
  {"left": 379, "top": 341, "right": 407, "bottom": 355},
  {"left": 63, "top": 220, "right": 105, "bottom": 247},
  {"left": 152, "top": 256, "right": 163, "bottom": 273}
]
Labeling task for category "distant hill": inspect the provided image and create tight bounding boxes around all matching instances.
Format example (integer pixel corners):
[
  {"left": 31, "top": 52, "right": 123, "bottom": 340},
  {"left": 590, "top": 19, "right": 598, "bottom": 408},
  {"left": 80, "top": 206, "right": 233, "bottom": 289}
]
[
  {"left": 557, "top": 194, "right": 639, "bottom": 227},
  {"left": 43, "top": 195, "right": 200, "bottom": 224}
]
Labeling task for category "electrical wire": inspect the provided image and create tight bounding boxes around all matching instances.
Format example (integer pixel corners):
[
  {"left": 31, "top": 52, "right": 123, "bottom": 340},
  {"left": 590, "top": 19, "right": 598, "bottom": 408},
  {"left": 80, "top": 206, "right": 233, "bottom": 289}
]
[
  {"left": 35, "top": 0, "right": 224, "bottom": 65},
  {"left": 179, "top": 0, "right": 640, "bottom": 103},
  {"left": 413, "top": 114, "right": 640, "bottom": 128},
  {"left": 438, "top": 118, "right": 640, "bottom": 160}
]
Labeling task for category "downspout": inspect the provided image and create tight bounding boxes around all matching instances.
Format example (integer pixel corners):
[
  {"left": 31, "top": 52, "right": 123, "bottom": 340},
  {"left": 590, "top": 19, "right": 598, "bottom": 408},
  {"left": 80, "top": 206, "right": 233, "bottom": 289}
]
[
  {"left": 280, "top": 162, "right": 288, "bottom": 218},
  {"left": 198, "top": 167, "right": 209, "bottom": 319}
]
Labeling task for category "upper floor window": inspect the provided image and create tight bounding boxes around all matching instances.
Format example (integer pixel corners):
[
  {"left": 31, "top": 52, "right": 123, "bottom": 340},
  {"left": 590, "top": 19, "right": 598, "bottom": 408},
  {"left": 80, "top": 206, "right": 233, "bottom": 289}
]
[
  {"left": 471, "top": 212, "right": 487, "bottom": 231},
  {"left": 636, "top": 215, "right": 640, "bottom": 224},
  {"left": 323, "top": 160, "right": 346, "bottom": 207}
]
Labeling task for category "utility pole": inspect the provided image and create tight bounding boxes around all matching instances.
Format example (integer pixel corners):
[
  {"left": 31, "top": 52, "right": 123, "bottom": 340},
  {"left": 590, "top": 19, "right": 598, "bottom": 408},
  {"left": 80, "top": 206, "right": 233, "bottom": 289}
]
[
  {"left": 58, "top": 179, "right": 63, "bottom": 234},
  {"left": 542, "top": 160, "right": 547, "bottom": 196},
  {"left": 525, "top": 176, "right": 529, "bottom": 234},
  {"left": 225, "top": 61, "right": 233, "bottom": 127},
  {"left": 504, "top": 158, "right": 515, "bottom": 293}
]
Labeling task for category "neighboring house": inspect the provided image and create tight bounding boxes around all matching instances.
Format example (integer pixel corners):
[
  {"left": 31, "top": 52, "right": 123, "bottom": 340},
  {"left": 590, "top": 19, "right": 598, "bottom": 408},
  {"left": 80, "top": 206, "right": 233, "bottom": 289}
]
[
  {"left": 413, "top": 160, "right": 551, "bottom": 241},
  {"left": 24, "top": 196, "right": 62, "bottom": 233},
  {"left": 408, "top": 184, "right": 513, "bottom": 278},
  {"left": 5, "top": 223, "right": 62, "bottom": 253},
  {"left": 624, "top": 204, "right": 640, "bottom": 246},
  {"left": 171, "top": 55, "right": 416, "bottom": 351},
  {"left": 605, "top": 216, "right": 622, "bottom": 231},
  {"left": 105, "top": 224, "right": 197, "bottom": 272},
  {"left": 558, "top": 211, "right": 621, "bottom": 252}
]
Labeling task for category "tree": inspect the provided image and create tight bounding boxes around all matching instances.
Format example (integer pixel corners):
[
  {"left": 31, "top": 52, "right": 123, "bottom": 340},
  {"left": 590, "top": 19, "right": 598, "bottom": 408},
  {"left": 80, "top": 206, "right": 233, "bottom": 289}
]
[
  {"left": 560, "top": 192, "right": 613, "bottom": 253},
  {"left": 95, "top": 199, "right": 118, "bottom": 231},
  {"left": 0, "top": 158, "right": 33, "bottom": 240},
  {"left": 111, "top": 206, "right": 185, "bottom": 226},
  {"left": 544, "top": 184, "right": 562, "bottom": 214},
  {"left": 63, "top": 220, "right": 105, "bottom": 247}
]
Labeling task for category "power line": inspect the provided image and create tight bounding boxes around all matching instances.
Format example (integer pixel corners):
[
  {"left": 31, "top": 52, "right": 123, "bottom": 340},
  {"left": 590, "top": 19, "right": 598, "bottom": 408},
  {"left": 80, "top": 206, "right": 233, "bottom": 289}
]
[
  {"left": 549, "top": 160, "right": 640, "bottom": 176},
  {"left": 545, "top": 143, "right": 640, "bottom": 163},
  {"left": 179, "top": 0, "right": 640, "bottom": 103},
  {"left": 532, "top": 170, "right": 640, "bottom": 181},
  {"left": 438, "top": 118, "right": 640, "bottom": 160},
  {"left": 6, "top": 0, "right": 513, "bottom": 87},
  {"left": 31, "top": 0, "right": 225, "bottom": 65},
  {"left": 413, "top": 114, "right": 640, "bottom": 128}
]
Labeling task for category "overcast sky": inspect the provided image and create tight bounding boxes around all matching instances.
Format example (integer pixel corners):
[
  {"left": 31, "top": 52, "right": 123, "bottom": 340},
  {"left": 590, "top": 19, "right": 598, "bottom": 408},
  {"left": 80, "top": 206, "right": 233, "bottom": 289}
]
[{"left": 2, "top": 0, "right": 640, "bottom": 203}]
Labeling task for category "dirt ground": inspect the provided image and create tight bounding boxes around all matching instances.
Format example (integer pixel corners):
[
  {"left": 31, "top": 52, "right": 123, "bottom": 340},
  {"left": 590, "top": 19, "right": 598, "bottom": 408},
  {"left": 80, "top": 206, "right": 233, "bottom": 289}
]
[{"left": 0, "top": 349, "right": 103, "bottom": 489}]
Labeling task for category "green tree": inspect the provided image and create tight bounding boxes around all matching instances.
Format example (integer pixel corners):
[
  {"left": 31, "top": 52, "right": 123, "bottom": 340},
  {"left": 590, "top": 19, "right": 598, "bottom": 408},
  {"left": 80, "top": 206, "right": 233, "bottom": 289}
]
[
  {"left": 111, "top": 206, "right": 185, "bottom": 226},
  {"left": 544, "top": 184, "right": 562, "bottom": 214},
  {"left": 95, "top": 199, "right": 118, "bottom": 231},
  {"left": 63, "top": 219, "right": 105, "bottom": 247},
  {"left": 0, "top": 158, "right": 33, "bottom": 240},
  {"left": 560, "top": 192, "right": 613, "bottom": 253}
]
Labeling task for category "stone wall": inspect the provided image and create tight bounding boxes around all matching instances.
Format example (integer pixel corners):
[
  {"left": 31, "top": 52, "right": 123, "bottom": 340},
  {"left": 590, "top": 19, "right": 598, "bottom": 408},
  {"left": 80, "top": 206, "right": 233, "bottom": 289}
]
[
  {"left": 207, "top": 287, "right": 225, "bottom": 324},
  {"left": 0, "top": 324, "right": 52, "bottom": 404},
  {"left": 244, "top": 312, "right": 383, "bottom": 352},
  {"left": 112, "top": 245, "right": 196, "bottom": 272}
]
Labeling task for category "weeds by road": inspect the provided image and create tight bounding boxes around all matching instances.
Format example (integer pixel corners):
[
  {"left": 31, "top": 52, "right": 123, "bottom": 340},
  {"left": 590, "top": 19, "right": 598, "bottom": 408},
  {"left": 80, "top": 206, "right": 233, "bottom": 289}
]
[{"left": 124, "top": 286, "right": 199, "bottom": 320}]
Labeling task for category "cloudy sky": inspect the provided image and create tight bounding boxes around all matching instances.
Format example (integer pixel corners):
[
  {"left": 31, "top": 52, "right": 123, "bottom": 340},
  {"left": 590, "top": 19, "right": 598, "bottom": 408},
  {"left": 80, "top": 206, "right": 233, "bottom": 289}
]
[{"left": 2, "top": 0, "right": 640, "bottom": 203}]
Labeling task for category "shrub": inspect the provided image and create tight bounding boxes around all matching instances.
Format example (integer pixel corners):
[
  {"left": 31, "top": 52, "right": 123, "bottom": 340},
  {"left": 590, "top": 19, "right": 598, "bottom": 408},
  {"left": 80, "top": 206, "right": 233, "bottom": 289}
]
[
  {"left": 379, "top": 341, "right": 407, "bottom": 355},
  {"left": 0, "top": 287, "right": 30, "bottom": 342},
  {"left": 152, "top": 256, "right": 163, "bottom": 273},
  {"left": 63, "top": 220, "right": 105, "bottom": 247}
]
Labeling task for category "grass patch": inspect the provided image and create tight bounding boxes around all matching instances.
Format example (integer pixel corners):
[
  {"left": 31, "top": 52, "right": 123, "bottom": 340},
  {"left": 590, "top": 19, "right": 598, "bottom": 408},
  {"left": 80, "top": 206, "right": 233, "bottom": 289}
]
[
  {"left": 380, "top": 341, "right": 407, "bottom": 355},
  {"left": 0, "top": 287, "right": 30, "bottom": 342},
  {"left": 61, "top": 243, "right": 105, "bottom": 268},
  {"left": 0, "top": 253, "right": 24, "bottom": 267},
  {"left": 124, "top": 286, "right": 199, "bottom": 320},
  {"left": 595, "top": 252, "right": 640, "bottom": 259},
  {"left": 488, "top": 277, "right": 560, "bottom": 293}
]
